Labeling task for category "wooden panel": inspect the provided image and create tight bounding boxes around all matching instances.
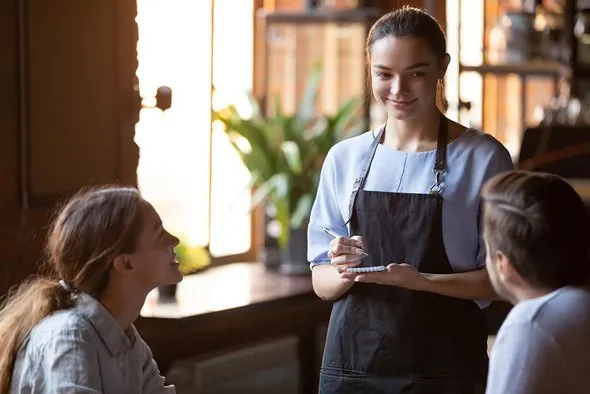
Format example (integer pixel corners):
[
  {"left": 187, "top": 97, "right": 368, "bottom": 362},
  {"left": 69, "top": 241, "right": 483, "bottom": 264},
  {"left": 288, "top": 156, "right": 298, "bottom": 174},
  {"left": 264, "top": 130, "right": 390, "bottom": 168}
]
[
  {"left": 116, "top": 0, "right": 142, "bottom": 188},
  {"left": 0, "top": 0, "right": 20, "bottom": 211},
  {"left": 0, "top": 0, "right": 140, "bottom": 297},
  {"left": 274, "top": 0, "right": 302, "bottom": 9},
  {"left": 27, "top": 0, "right": 120, "bottom": 199},
  {"left": 0, "top": 0, "right": 22, "bottom": 269}
]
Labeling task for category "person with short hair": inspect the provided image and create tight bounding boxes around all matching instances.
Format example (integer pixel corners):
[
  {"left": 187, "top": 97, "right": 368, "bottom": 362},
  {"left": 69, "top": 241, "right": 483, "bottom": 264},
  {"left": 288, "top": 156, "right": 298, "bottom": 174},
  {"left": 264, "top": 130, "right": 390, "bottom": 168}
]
[{"left": 482, "top": 171, "right": 590, "bottom": 394}]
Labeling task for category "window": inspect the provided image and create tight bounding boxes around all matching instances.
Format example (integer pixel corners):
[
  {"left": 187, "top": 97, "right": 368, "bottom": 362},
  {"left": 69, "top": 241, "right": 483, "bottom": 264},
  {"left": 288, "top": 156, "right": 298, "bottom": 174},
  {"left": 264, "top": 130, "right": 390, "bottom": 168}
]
[
  {"left": 135, "top": 0, "right": 255, "bottom": 263},
  {"left": 445, "top": 0, "right": 484, "bottom": 127}
]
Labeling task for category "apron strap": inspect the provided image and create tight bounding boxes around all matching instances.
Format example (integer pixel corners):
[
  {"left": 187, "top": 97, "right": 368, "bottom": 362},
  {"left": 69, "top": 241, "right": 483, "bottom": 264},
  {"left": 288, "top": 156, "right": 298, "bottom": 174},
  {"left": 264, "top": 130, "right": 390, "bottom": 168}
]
[
  {"left": 346, "top": 114, "right": 449, "bottom": 224},
  {"left": 429, "top": 114, "right": 448, "bottom": 195},
  {"left": 344, "top": 125, "right": 384, "bottom": 225}
]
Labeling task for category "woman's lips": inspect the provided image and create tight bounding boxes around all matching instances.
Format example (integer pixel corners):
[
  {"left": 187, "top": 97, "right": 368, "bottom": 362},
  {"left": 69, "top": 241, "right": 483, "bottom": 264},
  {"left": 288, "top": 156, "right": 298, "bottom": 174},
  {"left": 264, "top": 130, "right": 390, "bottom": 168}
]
[{"left": 388, "top": 98, "right": 417, "bottom": 110}]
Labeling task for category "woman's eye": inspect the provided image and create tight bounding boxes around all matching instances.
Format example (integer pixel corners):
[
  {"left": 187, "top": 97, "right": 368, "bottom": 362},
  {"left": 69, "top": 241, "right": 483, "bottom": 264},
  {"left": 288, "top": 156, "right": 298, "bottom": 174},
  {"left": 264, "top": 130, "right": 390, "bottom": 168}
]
[
  {"left": 375, "top": 72, "right": 391, "bottom": 78},
  {"left": 410, "top": 72, "right": 426, "bottom": 77}
]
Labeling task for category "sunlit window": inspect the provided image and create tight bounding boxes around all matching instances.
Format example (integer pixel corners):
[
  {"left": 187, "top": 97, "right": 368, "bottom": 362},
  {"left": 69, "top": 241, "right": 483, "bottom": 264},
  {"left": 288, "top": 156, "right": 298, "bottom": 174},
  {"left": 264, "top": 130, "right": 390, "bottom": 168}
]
[
  {"left": 134, "top": 0, "right": 254, "bottom": 259},
  {"left": 445, "top": 0, "right": 484, "bottom": 127}
]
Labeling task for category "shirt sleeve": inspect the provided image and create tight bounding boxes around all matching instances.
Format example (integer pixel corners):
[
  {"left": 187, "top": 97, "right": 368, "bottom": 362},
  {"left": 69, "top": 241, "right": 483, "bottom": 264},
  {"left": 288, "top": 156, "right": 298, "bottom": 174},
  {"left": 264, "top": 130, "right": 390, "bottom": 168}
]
[
  {"left": 41, "top": 328, "right": 103, "bottom": 393},
  {"left": 307, "top": 148, "right": 348, "bottom": 269},
  {"left": 486, "top": 322, "right": 566, "bottom": 394},
  {"left": 139, "top": 337, "right": 176, "bottom": 393},
  {"left": 475, "top": 146, "right": 514, "bottom": 269}
]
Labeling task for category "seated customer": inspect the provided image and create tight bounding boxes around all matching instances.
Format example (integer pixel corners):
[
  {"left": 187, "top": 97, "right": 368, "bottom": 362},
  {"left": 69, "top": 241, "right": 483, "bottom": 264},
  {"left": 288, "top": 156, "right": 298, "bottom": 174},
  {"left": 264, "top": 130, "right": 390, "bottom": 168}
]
[
  {"left": 482, "top": 171, "right": 590, "bottom": 394},
  {"left": 0, "top": 186, "right": 182, "bottom": 393}
]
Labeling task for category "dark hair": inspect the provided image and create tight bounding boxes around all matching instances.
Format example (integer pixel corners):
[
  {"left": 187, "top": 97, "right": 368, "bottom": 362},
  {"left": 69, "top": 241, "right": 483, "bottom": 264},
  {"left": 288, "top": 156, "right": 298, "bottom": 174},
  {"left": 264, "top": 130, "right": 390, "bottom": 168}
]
[
  {"left": 0, "top": 185, "right": 144, "bottom": 392},
  {"left": 482, "top": 171, "right": 590, "bottom": 290},
  {"left": 366, "top": 6, "right": 448, "bottom": 111}
]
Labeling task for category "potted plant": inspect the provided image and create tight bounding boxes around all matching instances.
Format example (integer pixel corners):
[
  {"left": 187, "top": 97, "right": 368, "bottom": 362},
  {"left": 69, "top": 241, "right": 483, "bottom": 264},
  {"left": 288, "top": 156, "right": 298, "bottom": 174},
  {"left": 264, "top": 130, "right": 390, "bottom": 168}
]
[
  {"left": 158, "top": 239, "right": 211, "bottom": 302},
  {"left": 212, "top": 65, "right": 361, "bottom": 274}
]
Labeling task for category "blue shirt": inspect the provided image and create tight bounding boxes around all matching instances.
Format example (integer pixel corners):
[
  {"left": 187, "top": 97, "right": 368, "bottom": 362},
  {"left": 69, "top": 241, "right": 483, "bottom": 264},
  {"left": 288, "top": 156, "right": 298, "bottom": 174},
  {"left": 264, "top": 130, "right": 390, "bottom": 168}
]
[
  {"left": 307, "top": 128, "right": 514, "bottom": 305},
  {"left": 486, "top": 287, "right": 590, "bottom": 394},
  {"left": 11, "top": 292, "right": 174, "bottom": 394}
]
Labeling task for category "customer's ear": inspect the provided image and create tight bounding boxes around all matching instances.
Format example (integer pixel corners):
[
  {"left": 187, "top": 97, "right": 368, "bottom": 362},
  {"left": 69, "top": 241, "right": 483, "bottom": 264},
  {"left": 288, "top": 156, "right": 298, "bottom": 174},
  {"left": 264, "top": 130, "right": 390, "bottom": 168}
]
[{"left": 112, "top": 255, "right": 134, "bottom": 276}]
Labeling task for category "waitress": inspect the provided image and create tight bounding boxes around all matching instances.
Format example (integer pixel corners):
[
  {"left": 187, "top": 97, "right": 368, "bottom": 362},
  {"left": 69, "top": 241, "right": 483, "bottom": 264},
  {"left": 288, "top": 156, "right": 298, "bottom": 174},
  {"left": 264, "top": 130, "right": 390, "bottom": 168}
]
[{"left": 307, "top": 6, "right": 514, "bottom": 394}]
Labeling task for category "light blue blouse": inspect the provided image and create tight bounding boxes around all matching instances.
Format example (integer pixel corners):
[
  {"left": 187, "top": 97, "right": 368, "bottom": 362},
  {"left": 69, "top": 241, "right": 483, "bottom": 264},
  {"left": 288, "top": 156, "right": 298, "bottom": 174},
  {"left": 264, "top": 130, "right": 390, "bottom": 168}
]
[
  {"left": 11, "top": 292, "right": 174, "bottom": 394},
  {"left": 307, "top": 128, "right": 514, "bottom": 305}
]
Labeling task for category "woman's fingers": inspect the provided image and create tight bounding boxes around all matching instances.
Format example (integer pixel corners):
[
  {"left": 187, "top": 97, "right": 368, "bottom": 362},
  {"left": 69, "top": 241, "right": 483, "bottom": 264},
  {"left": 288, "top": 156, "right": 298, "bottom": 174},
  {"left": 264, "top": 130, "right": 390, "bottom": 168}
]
[
  {"left": 326, "top": 235, "right": 367, "bottom": 274},
  {"left": 331, "top": 253, "right": 364, "bottom": 266},
  {"left": 328, "top": 236, "right": 365, "bottom": 257}
]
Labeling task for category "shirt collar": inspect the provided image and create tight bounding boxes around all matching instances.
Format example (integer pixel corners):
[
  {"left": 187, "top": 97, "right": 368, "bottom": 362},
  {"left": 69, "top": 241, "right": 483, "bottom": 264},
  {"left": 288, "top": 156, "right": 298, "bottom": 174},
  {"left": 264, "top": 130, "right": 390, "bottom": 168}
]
[{"left": 75, "top": 292, "right": 137, "bottom": 358}]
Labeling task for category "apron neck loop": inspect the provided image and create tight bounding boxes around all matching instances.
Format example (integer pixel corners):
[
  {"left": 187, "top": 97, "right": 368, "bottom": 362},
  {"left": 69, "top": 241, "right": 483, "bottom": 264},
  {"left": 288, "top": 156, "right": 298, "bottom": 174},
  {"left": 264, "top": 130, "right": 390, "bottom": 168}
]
[{"left": 347, "top": 113, "right": 449, "bottom": 223}]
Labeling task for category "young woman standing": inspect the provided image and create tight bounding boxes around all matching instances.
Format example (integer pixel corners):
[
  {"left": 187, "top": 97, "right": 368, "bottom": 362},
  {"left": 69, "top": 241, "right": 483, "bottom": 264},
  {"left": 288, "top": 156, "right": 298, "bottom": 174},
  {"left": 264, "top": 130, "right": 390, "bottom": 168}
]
[{"left": 308, "top": 6, "right": 514, "bottom": 393}]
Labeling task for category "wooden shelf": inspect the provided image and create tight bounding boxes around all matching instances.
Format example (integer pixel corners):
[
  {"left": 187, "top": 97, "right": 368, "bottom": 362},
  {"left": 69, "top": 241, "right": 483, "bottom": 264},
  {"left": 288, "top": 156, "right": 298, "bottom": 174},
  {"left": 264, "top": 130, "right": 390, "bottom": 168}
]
[
  {"left": 261, "top": 7, "right": 381, "bottom": 24},
  {"left": 459, "top": 61, "right": 568, "bottom": 77}
]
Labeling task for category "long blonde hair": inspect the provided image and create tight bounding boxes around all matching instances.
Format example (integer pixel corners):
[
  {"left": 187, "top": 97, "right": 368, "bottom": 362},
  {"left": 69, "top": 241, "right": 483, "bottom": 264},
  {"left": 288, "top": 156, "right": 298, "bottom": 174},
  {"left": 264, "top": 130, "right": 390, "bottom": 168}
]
[{"left": 0, "top": 186, "right": 143, "bottom": 393}]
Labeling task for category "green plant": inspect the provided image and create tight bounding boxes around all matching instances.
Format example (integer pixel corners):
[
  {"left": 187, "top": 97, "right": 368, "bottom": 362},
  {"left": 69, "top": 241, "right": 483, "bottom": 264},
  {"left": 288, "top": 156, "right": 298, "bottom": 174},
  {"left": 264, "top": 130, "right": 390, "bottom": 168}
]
[
  {"left": 174, "top": 239, "right": 211, "bottom": 274},
  {"left": 212, "top": 65, "right": 361, "bottom": 248}
]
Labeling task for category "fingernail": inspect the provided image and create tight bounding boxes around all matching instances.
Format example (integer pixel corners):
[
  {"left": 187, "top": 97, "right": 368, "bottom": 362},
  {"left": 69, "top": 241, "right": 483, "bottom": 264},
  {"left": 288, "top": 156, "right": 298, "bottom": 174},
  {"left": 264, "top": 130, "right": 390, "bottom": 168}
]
[{"left": 355, "top": 248, "right": 365, "bottom": 255}]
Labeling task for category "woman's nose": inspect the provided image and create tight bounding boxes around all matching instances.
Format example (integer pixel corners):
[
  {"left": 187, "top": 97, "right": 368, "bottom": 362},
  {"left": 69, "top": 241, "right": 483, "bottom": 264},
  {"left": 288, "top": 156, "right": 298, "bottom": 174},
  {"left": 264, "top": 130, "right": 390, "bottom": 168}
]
[
  {"left": 390, "top": 76, "right": 408, "bottom": 95},
  {"left": 169, "top": 233, "right": 180, "bottom": 246}
]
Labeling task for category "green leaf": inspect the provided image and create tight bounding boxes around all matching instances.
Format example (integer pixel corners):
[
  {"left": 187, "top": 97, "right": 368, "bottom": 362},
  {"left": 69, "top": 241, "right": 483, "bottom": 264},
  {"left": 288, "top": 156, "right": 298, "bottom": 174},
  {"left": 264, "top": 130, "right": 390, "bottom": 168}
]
[
  {"left": 281, "top": 141, "right": 302, "bottom": 174},
  {"left": 274, "top": 197, "right": 290, "bottom": 248},
  {"left": 273, "top": 173, "right": 289, "bottom": 199},
  {"left": 331, "top": 97, "right": 360, "bottom": 132},
  {"left": 249, "top": 173, "right": 288, "bottom": 211},
  {"left": 291, "top": 194, "right": 314, "bottom": 228},
  {"left": 244, "top": 91, "right": 262, "bottom": 118},
  {"left": 296, "top": 63, "right": 323, "bottom": 123},
  {"left": 272, "top": 95, "right": 286, "bottom": 145}
]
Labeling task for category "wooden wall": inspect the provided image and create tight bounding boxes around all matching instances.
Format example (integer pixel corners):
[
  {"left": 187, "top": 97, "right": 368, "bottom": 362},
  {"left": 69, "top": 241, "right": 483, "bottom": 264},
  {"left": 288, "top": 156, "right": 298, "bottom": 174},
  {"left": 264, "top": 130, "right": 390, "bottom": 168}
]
[{"left": 0, "top": 0, "right": 141, "bottom": 297}]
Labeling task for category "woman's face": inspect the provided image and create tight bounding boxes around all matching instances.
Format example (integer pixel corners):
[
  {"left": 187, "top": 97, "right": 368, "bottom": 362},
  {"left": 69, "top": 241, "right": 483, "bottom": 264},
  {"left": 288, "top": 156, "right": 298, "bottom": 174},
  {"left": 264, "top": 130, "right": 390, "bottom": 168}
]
[
  {"left": 370, "top": 35, "right": 448, "bottom": 120},
  {"left": 124, "top": 200, "right": 183, "bottom": 290}
]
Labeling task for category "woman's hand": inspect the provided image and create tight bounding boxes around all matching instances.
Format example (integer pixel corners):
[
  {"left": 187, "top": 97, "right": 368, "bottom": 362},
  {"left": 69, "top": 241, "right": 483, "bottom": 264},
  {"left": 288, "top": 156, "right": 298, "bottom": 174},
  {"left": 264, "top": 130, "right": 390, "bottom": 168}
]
[
  {"left": 327, "top": 235, "right": 366, "bottom": 276},
  {"left": 341, "top": 263, "right": 428, "bottom": 290}
]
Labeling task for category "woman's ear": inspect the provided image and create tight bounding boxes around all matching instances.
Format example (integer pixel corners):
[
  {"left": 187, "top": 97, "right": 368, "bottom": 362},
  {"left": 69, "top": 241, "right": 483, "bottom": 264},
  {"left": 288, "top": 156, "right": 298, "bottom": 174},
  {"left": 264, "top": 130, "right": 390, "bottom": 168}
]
[{"left": 112, "top": 255, "right": 134, "bottom": 275}]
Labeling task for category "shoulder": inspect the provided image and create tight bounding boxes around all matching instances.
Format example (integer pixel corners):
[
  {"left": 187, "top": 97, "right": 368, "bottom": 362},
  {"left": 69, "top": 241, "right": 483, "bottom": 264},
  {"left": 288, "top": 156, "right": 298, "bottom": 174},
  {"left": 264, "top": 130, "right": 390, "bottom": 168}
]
[
  {"left": 459, "top": 129, "right": 512, "bottom": 163},
  {"left": 519, "top": 287, "right": 590, "bottom": 337},
  {"left": 497, "top": 288, "right": 590, "bottom": 348},
  {"left": 325, "top": 130, "right": 375, "bottom": 167},
  {"left": 449, "top": 129, "right": 514, "bottom": 181},
  {"left": 504, "top": 288, "right": 589, "bottom": 326},
  {"left": 28, "top": 308, "right": 95, "bottom": 350},
  {"left": 494, "top": 300, "right": 561, "bottom": 360}
]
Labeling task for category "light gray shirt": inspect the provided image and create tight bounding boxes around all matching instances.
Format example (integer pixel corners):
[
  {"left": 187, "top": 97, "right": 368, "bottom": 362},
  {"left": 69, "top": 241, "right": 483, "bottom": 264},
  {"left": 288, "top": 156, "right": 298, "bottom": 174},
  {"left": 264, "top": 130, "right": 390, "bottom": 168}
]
[
  {"left": 11, "top": 292, "right": 174, "bottom": 393},
  {"left": 307, "top": 128, "right": 514, "bottom": 306},
  {"left": 486, "top": 286, "right": 590, "bottom": 394}
]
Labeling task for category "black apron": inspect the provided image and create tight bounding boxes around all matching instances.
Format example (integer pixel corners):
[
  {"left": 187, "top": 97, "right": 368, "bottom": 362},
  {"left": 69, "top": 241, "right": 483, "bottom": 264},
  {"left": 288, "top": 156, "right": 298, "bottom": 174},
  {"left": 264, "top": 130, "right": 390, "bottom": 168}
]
[{"left": 319, "top": 115, "right": 489, "bottom": 394}]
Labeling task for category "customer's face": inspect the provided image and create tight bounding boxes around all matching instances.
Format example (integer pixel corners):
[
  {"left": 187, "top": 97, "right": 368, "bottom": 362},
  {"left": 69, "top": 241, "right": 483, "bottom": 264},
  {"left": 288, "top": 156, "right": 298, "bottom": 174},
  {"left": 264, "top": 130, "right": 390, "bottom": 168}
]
[{"left": 123, "top": 200, "right": 183, "bottom": 290}]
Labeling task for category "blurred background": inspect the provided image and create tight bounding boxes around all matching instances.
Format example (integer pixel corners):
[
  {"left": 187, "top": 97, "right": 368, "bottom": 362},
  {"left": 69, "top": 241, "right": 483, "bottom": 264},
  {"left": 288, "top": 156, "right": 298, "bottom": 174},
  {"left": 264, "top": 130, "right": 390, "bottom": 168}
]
[{"left": 2, "top": 1, "right": 590, "bottom": 393}]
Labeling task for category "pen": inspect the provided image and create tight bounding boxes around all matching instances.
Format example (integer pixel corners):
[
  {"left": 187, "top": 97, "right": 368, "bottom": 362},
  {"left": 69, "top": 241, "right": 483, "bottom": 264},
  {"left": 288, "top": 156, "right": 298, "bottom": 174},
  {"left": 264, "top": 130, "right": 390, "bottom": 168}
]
[{"left": 322, "top": 227, "right": 369, "bottom": 256}]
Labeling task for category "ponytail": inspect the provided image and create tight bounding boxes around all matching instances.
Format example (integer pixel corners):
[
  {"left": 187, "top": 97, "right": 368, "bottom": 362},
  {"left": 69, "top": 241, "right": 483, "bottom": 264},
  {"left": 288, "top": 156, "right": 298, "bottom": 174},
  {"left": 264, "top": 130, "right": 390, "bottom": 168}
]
[
  {"left": 0, "top": 277, "right": 74, "bottom": 393},
  {"left": 436, "top": 78, "right": 448, "bottom": 114}
]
